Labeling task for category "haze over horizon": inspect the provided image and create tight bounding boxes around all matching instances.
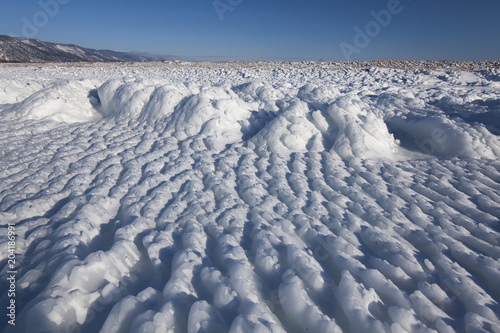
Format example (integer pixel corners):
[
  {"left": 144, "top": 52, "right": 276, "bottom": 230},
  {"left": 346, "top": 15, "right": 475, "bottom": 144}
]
[{"left": 1, "top": 0, "right": 499, "bottom": 61}]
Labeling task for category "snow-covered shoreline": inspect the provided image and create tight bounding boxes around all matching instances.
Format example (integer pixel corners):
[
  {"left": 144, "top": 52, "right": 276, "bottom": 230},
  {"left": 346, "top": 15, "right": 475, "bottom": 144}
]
[
  {"left": 1, "top": 63, "right": 500, "bottom": 332},
  {"left": 2, "top": 59, "right": 500, "bottom": 70}
]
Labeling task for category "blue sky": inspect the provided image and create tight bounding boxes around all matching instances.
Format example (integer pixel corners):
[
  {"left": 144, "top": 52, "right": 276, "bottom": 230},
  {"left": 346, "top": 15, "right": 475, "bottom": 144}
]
[{"left": 1, "top": 0, "right": 499, "bottom": 61}]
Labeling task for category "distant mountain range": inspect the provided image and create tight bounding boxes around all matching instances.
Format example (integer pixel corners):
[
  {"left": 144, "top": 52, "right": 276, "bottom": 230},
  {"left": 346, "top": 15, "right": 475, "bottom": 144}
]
[{"left": 0, "top": 35, "right": 172, "bottom": 63}]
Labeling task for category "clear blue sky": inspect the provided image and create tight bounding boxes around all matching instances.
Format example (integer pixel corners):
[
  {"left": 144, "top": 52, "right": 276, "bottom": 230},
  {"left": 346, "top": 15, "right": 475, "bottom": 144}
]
[{"left": 1, "top": 0, "right": 499, "bottom": 61}]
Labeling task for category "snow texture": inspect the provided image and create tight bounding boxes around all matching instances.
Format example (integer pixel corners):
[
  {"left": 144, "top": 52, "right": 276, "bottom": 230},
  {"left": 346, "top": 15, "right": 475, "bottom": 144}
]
[{"left": 1, "top": 62, "right": 500, "bottom": 333}]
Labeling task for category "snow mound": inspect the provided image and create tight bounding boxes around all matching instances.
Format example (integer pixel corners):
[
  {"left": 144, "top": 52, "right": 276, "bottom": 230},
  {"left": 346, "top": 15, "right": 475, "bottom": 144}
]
[
  {"left": 97, "top": 79, "right": 254, "bottom": 149},
  {"left": 164, "top": 85, "right": 252, "bottom": 149},
  {"left": 252, "top": 89, "right": 400, "bottom": 159},
  {"left": 97, "top": 79, "right": 194, "bottom": 123},
  {"left": 325, "top": 95, "right": 400, "bottom": 160},
  {"left": 251, "top": 100, "right": 325, "bottom": 156},
  {"left": 386, "top": 115, "right": 499, "bottom": 159},
  {"left": 232, "top": 81, "right": 284, "bottom": 112},
  {"left": 3, "top": 79, "right": 101, "bottom": 123},
  {"left": 0, "top": 78, "right": 43, "bottom": 104}
]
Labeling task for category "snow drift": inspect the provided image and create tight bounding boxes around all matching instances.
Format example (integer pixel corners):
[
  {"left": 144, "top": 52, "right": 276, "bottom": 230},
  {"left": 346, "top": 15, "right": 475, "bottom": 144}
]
[{"left": 1, "top": 79, "right": 101, "bottom": 123}]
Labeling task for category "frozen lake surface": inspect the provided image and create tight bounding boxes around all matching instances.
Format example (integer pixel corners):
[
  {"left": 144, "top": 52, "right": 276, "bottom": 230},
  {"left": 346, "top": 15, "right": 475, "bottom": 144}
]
[{"left": 1, "top": 61, "right": 500, "bottom": 332}]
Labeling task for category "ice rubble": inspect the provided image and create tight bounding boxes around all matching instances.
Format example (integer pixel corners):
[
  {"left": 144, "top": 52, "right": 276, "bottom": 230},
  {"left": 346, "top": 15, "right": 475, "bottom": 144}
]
[{"left": 1, "top": 63, "right": 500, "bottom": 333}]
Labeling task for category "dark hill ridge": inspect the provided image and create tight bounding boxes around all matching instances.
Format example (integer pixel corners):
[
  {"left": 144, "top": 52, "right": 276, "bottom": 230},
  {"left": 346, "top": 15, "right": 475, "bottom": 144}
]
[{"left": 0, "top": 35, "right": 168, "bottom": 63}]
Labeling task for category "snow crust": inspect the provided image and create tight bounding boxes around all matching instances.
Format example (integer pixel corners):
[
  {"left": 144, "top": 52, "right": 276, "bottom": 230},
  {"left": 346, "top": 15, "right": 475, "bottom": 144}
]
[{"left": 1, "top": 62, "right": 500, "bottom": 332}]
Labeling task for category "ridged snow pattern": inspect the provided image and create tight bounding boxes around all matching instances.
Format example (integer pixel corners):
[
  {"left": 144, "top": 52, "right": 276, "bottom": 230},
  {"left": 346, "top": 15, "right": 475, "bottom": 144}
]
[{"left": 1, "top": 63, "right": 500, "bottom": 332}]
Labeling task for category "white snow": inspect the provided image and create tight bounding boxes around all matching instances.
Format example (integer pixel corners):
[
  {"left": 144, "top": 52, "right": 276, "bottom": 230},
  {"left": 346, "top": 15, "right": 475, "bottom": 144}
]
[{"left": 1, "top": 62, "right": 500, "bottom": 333}]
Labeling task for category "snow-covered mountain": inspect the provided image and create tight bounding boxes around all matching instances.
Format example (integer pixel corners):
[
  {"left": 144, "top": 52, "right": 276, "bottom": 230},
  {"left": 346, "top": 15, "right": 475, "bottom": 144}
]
[
  {"left": 0, "top": 35, "right": 167, "bottom": 63},
  {"left": 1, "top": 61, "right": 500, "bottom": 332}
]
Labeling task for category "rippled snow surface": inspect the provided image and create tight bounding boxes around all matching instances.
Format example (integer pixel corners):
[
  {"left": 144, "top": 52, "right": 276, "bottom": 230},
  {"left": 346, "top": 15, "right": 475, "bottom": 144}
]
[{"left": 1, "top": 63, "right": 500, "bottom": 333}]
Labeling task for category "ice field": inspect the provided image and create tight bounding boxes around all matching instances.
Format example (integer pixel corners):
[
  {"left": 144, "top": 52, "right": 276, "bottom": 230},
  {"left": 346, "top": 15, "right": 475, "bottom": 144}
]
[{"left": 1, "top": 61, "right": 500, "bottom": 332}]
